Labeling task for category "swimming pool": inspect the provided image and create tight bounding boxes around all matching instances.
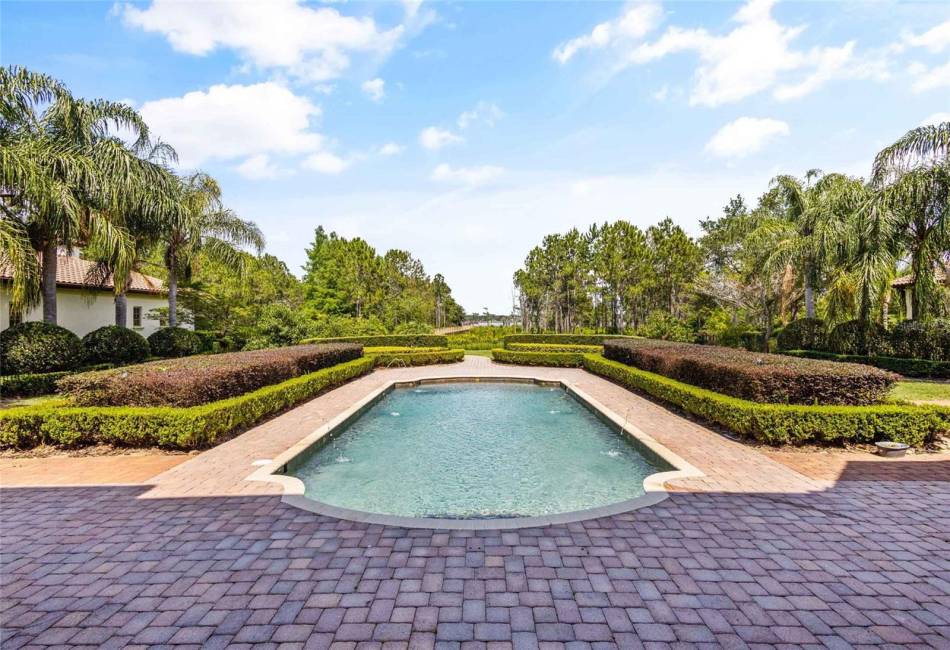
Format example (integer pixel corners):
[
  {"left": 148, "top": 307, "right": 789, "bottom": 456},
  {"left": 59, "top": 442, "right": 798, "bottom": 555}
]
[{"left": 281, "top": 381, "right": 673, "bottom": 522}]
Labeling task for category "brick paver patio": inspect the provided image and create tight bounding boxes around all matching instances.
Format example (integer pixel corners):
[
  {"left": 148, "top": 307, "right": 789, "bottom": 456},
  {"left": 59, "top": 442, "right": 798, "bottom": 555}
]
[{"left": 2, "top": 357, "right": 949, "bottom": 648}]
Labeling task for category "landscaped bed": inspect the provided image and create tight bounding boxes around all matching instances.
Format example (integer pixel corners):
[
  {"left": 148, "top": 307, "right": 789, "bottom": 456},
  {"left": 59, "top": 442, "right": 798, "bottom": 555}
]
[
  {"left": 493, "top": 344, "right": 947, "bottom": 447},
  {"left": 0, "top": 357, "right": 373, "bottom": 449},
  {"left": 584, "top": 354, "right": 947, "bottom": 447},
  {"left": 603, "top": 338, "right": 896, "bottom": 406},
  {"left": 59, "top": 343, "right": 363, "bottom": 407}
]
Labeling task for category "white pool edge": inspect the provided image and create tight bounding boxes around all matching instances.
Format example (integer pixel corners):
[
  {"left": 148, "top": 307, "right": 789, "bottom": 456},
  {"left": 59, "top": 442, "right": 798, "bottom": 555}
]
[{"left": 247, "top": 374, "right": 704, "bottom": 530}]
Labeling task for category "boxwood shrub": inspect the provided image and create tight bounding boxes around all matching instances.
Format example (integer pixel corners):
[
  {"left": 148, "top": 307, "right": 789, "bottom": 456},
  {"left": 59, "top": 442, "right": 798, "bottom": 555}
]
[
  {"left": 59, "top": 342, "right": 363, "bottom": 407},
  {"left": 147, "top": 327, "right": 204, "bottom": 358},
  {"left": 783, "top": 349, "right": 950, "bottom": 379},
  {"left": 301, "top": 334, "right": 448, "bottom": 348},
  {"left": 776, "top": 318, "right": 826, "bottom": 351},
  {"left": 82, "top": 326, "right": 151, "bottom": 365},
  {"left": 0, "top": 322, "right": 86, "bottom": 375},
  {"left": 889, "top": 319, "right": 950, "bottom": 361},
  {"left": 502, "top": 334, "right": 635, "bottom": 348},
  {"left": 826, "top": 319, "right": 892, "bottom": 356},
  {"left": 370, "top": 348, "right": 464, "bottom": 367},
  {"left": 506, "top": 343, "right": 602, "bottom": 353},
  {"left": 0, "top": 357, "right": 373, "bottom": 449},
  {"left": 603, "top": 338, "right": 896, "bottom": 406},
  {"left": 0, "top": 370, "right": 73, "bottom": 397},
  {"left": 491, "top": 349, "right": 585, "bottom": 367},
  {"left": 0, "top": 364, "right": 113, "bottom": 398},
  {"left": 584, "top": 355, "right": 946, "bottom": 447}
]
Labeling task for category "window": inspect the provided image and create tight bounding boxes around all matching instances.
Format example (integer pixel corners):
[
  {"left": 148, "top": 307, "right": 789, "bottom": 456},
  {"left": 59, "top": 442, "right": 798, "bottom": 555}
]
[{"left": 133, "top": 306, "right": 142, "bottom": 328}]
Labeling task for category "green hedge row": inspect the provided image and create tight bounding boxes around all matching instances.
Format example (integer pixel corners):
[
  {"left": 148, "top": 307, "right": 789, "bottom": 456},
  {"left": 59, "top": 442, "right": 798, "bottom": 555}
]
[
  {"left": 370, "top": 349, "right": 464, "bottom": 367},
  {"left": 502, "top": 334, "right": 635, "bottom": 348},
  {"left": 301, "top": 335, "right": 448, "bottom": 348},
  {"left": 0, "top": 358, "right": 374, "bottom": 450},
  {"left": 582, "top": 355, "right": 946, "bottom": 447},
  {"left": 0, "top": 364, "right": 114, "bottom": 398},
  {"left": 491, "top": 349, "right": 586, "bottom": 367},
  {"left": 506, "top": 343, "right": 603, "bottom": 353},
  {"left": 783, "top": 349, "right": 950, "bottom": 379},
  {"left": 0, "top": 371, "right": 73, "bottom": 398}
]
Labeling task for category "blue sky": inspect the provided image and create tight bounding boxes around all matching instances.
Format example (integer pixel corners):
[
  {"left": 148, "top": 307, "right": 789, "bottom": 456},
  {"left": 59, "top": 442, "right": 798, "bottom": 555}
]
[{"left": 4, "top": 0, "right": 949, "bottom": 313}]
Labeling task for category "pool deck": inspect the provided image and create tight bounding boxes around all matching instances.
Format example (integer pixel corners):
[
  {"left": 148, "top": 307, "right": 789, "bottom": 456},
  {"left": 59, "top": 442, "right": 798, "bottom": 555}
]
[{"left": 2, "top": 356, "right": 949, "bottom": 648}]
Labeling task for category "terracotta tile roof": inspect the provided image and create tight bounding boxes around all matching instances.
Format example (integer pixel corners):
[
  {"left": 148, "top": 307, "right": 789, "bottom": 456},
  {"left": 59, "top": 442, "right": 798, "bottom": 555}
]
[
  {"left": 891, "top": 267, "right": 947, "bottom": 288},
  {"left": 0, "top": 255, "right": 164, "bottom": 294}
]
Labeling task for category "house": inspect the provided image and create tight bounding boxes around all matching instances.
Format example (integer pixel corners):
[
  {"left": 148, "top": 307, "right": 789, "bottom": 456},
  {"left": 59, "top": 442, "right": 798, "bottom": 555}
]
[
  {"left": 0, "top": 255, "right": 177, "bottom": 337},
  {"left": 891, "top": 266, "right": 948, "bottom": 320}
]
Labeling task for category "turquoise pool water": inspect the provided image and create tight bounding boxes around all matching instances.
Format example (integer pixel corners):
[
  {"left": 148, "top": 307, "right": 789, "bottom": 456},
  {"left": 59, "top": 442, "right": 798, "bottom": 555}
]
[{"left": 287, "top": 382, "right": 670, "bottom": 519}]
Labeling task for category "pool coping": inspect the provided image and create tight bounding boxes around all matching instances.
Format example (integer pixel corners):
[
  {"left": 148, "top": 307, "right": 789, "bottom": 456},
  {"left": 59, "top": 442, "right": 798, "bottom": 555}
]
[{"left": 247, "top": 375, "right": 704, "bottom": 530}]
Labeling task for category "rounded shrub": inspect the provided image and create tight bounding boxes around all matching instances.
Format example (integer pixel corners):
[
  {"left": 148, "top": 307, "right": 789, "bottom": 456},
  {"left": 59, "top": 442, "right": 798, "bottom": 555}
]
[
  {"left": 81, "top": 326, "right": 150, "bottom": 365},
  {"left": 777, "top": 318, "right": 826, "bottom": 351},
  {"left": 146, "top": 327, "right": 203, "bottom": 358},
  {"left": 0, "top": 321, "right": 85, "bottom": 375},
  {"left": 827, "top": 320, "right": 891, "bottom": 356},
  {"left": 890, "top": 320, "right": 950, "bottom": 361}
]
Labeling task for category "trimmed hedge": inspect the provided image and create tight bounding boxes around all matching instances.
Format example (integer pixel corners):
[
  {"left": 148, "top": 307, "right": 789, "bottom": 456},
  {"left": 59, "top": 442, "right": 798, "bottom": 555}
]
[
  {"left": 370, "top": 349, "right": 464, "bottom": 367},
  {"left": 147, "top": 327, "right": 203, "bottom": 358},
  {"left": 0, "top": 364, "right": 113, "bottom": 398},
  {"left": 890, "top": 320, "right": 950, "bottom": 361},
  {"left": 1, "top": 322, "right": 85, "bottom": 375},
  {"left": 776, "top": 318, "right": 826, "bottom": 352},
  {"left": 502, "top": 334, "right": 636, "bottom": 348},
  {"left": 0, "top": 357, "right": 373, "bottom": 449},
  {"left": 583, "top": 355, "right": 946, "bottom": 447},
  {"left": 60, "top": 343, "right": 363, "bottom": 407},
  {"left": 506, "top": 343, "right": 602, "bottom": 353},
  {"left": 784, "top": 349, "right": 950, "bottom": 379},
  {"left": 301, "top": 335, "right": 448, "bottom": 348},
  {"left": 603, "top": 338, "right": 896, "bottom": 406},
  {"left": 827, "top": 319, "right": 892, "bottom": 356},
  {"left": 82, "top": 326, "right": 151, "bottom": 365},
  {"left": 491, "top": 349, "right": 585, "bottom": 367},
  {"left": 1, "top": 371, "right": 73, "bottom": 398}
]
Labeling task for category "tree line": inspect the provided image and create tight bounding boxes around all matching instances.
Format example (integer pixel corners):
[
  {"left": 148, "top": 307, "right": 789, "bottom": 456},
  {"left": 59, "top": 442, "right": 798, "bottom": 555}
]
[
  {"left": 1, "top": 66, "right": 465, "bottom": 346},
  {"left": 513, "top": 122, "right": 949, "bottom": 341}
]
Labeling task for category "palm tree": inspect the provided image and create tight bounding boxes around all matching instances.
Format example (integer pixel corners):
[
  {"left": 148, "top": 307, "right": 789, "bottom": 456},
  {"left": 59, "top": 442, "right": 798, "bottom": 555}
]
[
  {"left": 867, "top": 122, "right": 950, "bottom": 321},
  {"left": 1, "top": 67, "right": 74, "bottom": 317},
  {"left": 0, "top": 65, "right": 173, "bottom": 324},
  {"left": 161, "top": 172, "right": 264, "bottom": 327}
]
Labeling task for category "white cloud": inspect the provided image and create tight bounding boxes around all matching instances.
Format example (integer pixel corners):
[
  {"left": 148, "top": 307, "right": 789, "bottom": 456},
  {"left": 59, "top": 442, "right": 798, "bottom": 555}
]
[
  {"left": 705, "top": 117, "right": 789, "bottom": 158},
  {"left": 457, "top": 101, "right": 504, "bottom": 129},
  {"left": 910, "top": 60, "right": 950, "bottom": 92},
  {"left": 419, "top": 126, "right": 463, "bottom": 150},
  {"left": 553, "top": 2, "right": 663, "bottom": 63},
  {"left": 431, "top": 163, "right": 503, "bottom": 186},
  {"left": 361, "top": 78, "right": 385, "bottom": 102},
  {"left": 236, "top": 154, "right": 282, "bottom": 180},
  {"left": 903, "top": 19, "right": 950, "bottom": 54},
  {"left": 921, "top": 112, "right": 950, "bottom": 127},
  {"left": 652, "top": 85, "right": 669, "bottom": 101},
  {"left": 575, "top": 0, "right": 887, "bottom": 106},
  {"left": 378, "top": 142, "right": 404, "bottom": 156},
  {"left": 138, "top": 82, "right": 323, "bottom": 168},
  {"left": 122, "top": 0, "right": 406, "bottom": 82},
  {"left": 303, "top": 151, "right": 351, "bottom": 174}
]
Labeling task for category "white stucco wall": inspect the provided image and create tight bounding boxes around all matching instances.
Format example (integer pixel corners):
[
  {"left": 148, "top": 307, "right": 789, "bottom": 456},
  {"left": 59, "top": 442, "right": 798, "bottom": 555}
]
[{"left": 0, "top": 287, "right": 182, "bottom": 337}]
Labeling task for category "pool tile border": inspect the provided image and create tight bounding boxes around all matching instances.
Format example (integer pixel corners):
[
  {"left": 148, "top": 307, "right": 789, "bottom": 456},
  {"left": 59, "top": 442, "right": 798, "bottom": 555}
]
[{"left": 247, "top": 375, "right": 703, "bottom": 530}]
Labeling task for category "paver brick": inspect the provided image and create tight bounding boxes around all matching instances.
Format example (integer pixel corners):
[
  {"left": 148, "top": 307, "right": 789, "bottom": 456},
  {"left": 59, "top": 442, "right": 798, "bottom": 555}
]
[{"left": 2, "top": 360, "right": 949, "bottom": 649}]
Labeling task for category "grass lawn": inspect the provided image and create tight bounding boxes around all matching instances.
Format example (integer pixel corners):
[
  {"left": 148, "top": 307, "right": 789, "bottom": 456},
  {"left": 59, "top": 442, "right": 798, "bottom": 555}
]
[
  {"left": 890, "top": 380, "right": 950, "bottom": 404},
  {"left": 465, "top": 349, "right": 493, "bottom": 358}
]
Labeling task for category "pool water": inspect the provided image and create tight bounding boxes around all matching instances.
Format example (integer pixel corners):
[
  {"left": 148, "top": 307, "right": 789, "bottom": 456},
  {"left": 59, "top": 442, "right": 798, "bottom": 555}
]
[{"left": 287, "top": 382, "right": 670, "bottom": 519}]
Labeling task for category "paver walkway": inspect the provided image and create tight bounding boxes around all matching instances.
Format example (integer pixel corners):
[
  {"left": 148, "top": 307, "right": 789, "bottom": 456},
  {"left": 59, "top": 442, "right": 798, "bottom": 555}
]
[{"left": 2, "top": 357, "right": 949, "bottom": 648}]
